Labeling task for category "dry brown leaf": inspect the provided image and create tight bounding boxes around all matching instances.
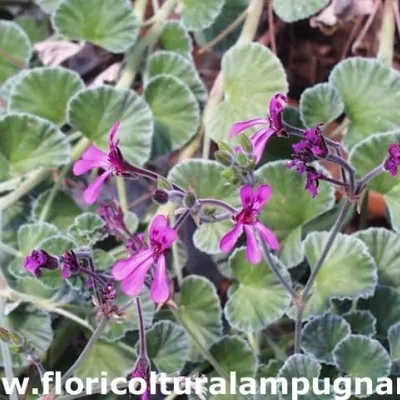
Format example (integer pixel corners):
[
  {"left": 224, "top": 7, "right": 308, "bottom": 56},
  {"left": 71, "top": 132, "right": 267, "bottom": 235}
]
[
  {"left": 34, "top": 40, "right": 85, "bottom": 67},
  {"left": 90, "top": 62, "right": 122, "bottom": 87}
]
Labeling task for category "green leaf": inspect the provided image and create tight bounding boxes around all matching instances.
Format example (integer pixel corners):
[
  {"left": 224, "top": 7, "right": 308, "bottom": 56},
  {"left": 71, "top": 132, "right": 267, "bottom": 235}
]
[
  {"left": 388, "top": 321, "right": 400, "bottom": 373},
  {"left": 273, "top": 0, "right": 330, "bottom": 22},
  {"left": 35, "top": 0, "right": 62, "bottom": 13},
  {"left": 359, "top": 285, "right": 400, "bottom": 338},
  {"left": 0, "top": 304, "right": 53, "bottom": 368},
  {"left": 67, "top": 212, "right": 106, "bottom": 246},
  {"left": 256, "top": 161, "right": 335, "bottom": 267},
  {"left": 75, "top": 340, "right": 135, "bottom": 380},
  {"left": 93, "top": 249, "right": 116, "bottom": 270},
  {"left": 225, "top": 248, "right": 291, "bottom": 332},
  {"left": 52, "top": 0, "right": 139, "bottom": 53},
  {"left": 301, "top": 232, "right": 377, "bottom": 319},
  {"left": 17, "top": 222, "right": 59, "bottom": 256},
  {"left": 333, "top": 334, "right": 391, "bottom": 380},
  {"left": 300, "top": 83, "right": 344, "bottom": 128},
  {"left": 182, "top": 0, "right": 225, "bottom": 31},
  {"left": 31, "top": 191, "right": 82, "bottom": 233},
  {"left": 207, "top": 336, "right": 257, "bottom": 400},
  {"left": 144, "top": 75, "right": 200, "bottom": 153},
  {"left": 0, "top": 21, "right": 32, "bottom": 84},
  {"left": 145, "top": 320, "right": 189, "bottom": 373},
  {"left": 176, "top": 275, "right": 222, "bottom": 362},
  {"left": 330, "top": 58, "right": 400, "bottom": 149},
  {"left": 124, "top": 211, "right": 139, "bottom": 233},
  {"left": 168, "top": 160, "right": 240, "bottom": 254},
  {"left": 206, "top": 43, "right": 288, "bottom": 143},
  {"left": 100, "top": 288, "right": 154, "bottom": 342},
  {"left": 68, "top": 86, "right": 154, "bottom": 166},
  {"left": 16, "top": 16, "right": 51, "bottom": 44},
  {"left": 9, "top": 67, "right": 84, "bottom": 125},
  {"left": 278, "top": 354, "right": 328, "bottom": 400},
  {"left": 301, "top": 314, "right": 351, "bottom": 364},
  {"left": 0, "top": 113, "right": 70, "bottom": 180},
  {"left": 144, "top": 51, "right": 207, "bottom": 102},
  {"left": 349, "top": 131, "right": 400, "bottom": 231},
  {"left": 194, "top": 0, "right": 249, "bottom": 52},
  {"left": 160, "top": 21, "right": 193, "bottom": 57},
  {"left": 343, "top": 310, "right": 376, "bottom": 337},
  {"left": 355, "top": 228, "right": 400, "bottom": 289}
]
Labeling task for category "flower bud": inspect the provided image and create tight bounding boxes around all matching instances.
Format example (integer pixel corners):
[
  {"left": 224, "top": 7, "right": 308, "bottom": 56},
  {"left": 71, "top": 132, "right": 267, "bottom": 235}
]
[
  {"left": 152, "top": 189, "right": 170, "bottom": 205},
  {"left": 183, "top": 191, "right": 197, "bottom": 209},
  {"left": 240, "top": 135, "right": 253, "bottom": 154},
  {"left": 215, "top": 150, "right": 233, "bottom": 167},
  {"left": 217, "top": 141, "right": 232, "bottom": 153},
  {"left": 24, "top": 250, "right": 59, "bottom": 277}
]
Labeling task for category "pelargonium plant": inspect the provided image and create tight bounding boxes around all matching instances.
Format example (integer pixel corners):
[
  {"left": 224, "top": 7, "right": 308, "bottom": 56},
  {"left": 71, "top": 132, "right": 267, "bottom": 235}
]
[{"left": 1, "top": 0, "right": 400, "bottom": 399}]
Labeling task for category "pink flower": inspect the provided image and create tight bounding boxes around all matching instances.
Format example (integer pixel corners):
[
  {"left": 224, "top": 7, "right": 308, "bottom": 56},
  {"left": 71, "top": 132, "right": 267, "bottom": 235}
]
[
  {"left": 230, "top": 94, "right": 287, "bottom": 163},
  {"left": 112, "top": 215, "right": 177, "bottom": 304},
  {"left": 219, "top": 185, "right": 280, "bottom": 265},
  {"left": 384, "top": 143, "right": 400, "bottom": 176},
  {"left": 24, "top": 250, "right": 59, "bottom": 277},
  {"left": 73, "top": 122, "right": 125, "bottom": 205}
]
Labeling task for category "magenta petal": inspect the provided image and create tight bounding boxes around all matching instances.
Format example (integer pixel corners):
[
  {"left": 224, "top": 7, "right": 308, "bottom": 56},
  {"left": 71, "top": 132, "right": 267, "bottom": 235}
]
[
  {"left": 120, "top": 257, "right": 154, "bottom": 296},
  {"left": 220, "top": 223, "right": 243, "bottom": 253},
  {"left": 244, "top": 225, "right": 262, "bottom": 265},
  {"left": 255, "top": 222, "right": 280, "bottom": 251},
  {"left": 229, "top": 118, "right": 270, "bottom": 137},
  {"left": 112, "top": 249, "right": 153, "bottom": 280},
  {"left": 254, "top": 185, "right": 273, "bottom": 210},
  {"left": 81, "top": 145, "right": 108, "bottom": 161},
  {"left": 151, "top": 255, "right": 170, "bottom": 304},
  {"left": 149, "top": 215, "right": 168, "bottom": 240},
  {"left": 251, "top": 128, "right": 275, "bottom": 162},
  {"left": 82, "top": 170, "right": 112, "bottom": 205},
  {"left": 108, "top": 121, "right": 121, "bottom": 147},
  {"left": 159, "top": 227, "right": 178, "bottom": 250},
  {"left": 73, "top": 158, "right": 105, "bottom": 175},
  {"left": 240, "top": 184, "right": 255, "bottom": 208}
]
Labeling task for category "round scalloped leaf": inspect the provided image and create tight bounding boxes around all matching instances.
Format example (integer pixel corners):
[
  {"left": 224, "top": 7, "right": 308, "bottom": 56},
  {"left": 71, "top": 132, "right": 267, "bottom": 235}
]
[
  {"left": 9, "top": 67, "right": 84, "bottom": 125},
  {"left": 168, "top": 160, "right": 240, "bottom": 254},
  {"left": 182, "top": 0, "right": 225, "bottom": 31},
  {"left": 278, "top": 354, "right": 328, "bottom": 400},
  {"left": 256, "top": 161, "right": 335, "bottom": 267},
  {"left": 333, "top": 335, "right": 391, "bottom": 379},
  {"left": 207, "top": 336, "right": 257, "bottom": 400},
  {"left": 0, "top": 305, "right": 53, "bottom": 368},
  {"left": 302, "top": 232, "right": 377, "bottom": 319},
  {"left": 67, "top": 212, "right": 106, "bottom": 246},
  {"left": 343, "top": 310, "right": 377, "bottom": 337},
  {"left": 355, "top": 228, "right": 400, "bottom": 289},
  {"left": 176, "top": 275, "right": 222, "bottom": 362},
  {"left": 349, "top": 131, "right": 400, "bottom": 231},
  {"left": 68, "top": 86, "right": 153, "bottom": 166},
  {"left": 75, "top": 339, "right": 135, "bottom": 380},
  {"left": 301, "top": 314, "right": 351, "bottom": 364},
  {"left": 52, "top": 0, "right": 139, "bottom": 53},
  {"left": 35, "top": 0, "right": 62, "bottom": 13},
  {"left": 17, "top": 222, "right": 59, "bottom": 256},
  {"left": 92, "top": 249, "right": 116, "bottom": 270},
  {"left": 144, "top": 320, "right": 189, "bottom": 373},
  {"left": 300, "top": 83, "right": 344, "bottom": 128},
  {"left": 273, "top": 0, "right": 330, "bottom": 23},
  {"left": 206, "top": 43, "right": 288, "bottom": 143},
  {"left": 144, "top": 51, "right": 207, "bottom": 102},
  {"left": 225, "top": 248, "right": 291, "bottom": 332},
  {"left": 194, "top": 0, "right": 249, "bottom": 52},
  {"left": 100, "top": 288, "right": 154, "bottom": 342},
  {"left": 0, "top": 21, "right": 32, "bottom": 84},
  {"left": 359, "top": 285, "right": 400, "bottom": 338},
  {"left": 160, "top": 21, "right": 192, "bottom": 57},
  {"left": 31, "top": 191, "right": 82, "bottom": 233},
  {"left": 0, "top": 113, "right": 70, "bottom": 181},
  {"left": 388, "top": 321, "right": 400, "bottom": 373},
  {"left": 144, "top": 75, "right": 200, "bottom": 153},
  {"left": 329, "top": 58, "right": 400, "bottom": 149}
]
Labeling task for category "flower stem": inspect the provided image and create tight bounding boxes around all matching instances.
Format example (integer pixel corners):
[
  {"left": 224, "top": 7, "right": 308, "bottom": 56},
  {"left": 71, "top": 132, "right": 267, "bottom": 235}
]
[
  {"left": 116, "top": 176, "right": 129, "bottom": 212},
  {"left": 257, "top": 233, "right": 297, "bottom": 299},
  {"left": 302, "top": 199, "right": 352, "bottom": 300},
  {"left": 199, "top": 198, "right": 237, "bottom": 214},
  {"left": 0, "top": 297, "right": 18, "bottom": 400},
  {"left": 357, "top": 164, "right": 385, "bottom": 194},
  {"left": 378, "top": 0, "right": 395, "bottom": 66},
  {"left": 294, "top": 305, "right": 304, "bottom": 354},
  {"left": 58, "top": 316, "right": 109, "bottom": 388},
  {"left": 327, "top": 154, "right": 356, "bottom": 194},
  {"left": 136, "top": 297, "right": 148, "bottom": 359}
]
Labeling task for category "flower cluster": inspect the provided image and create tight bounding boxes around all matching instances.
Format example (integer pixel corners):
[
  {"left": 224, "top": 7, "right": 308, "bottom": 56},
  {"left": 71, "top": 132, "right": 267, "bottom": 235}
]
[
  {"left": 384, "top": 143, "right": 400, "bottom": 176},
  {"left": 24, "top": 250, "right": 59, "bottom": 277}
]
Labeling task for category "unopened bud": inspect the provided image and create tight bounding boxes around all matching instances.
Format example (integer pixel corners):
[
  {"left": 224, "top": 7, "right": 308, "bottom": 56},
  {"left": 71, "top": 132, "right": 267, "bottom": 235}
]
[
  {"left": 183, "top": 191, "right": 197, "bottom": 209},
  {"left": 217, "top": 141, "right": 231, "bottom": 153},
  {"left": 202, "top": 206, "right": 217, "bottom": 216},
  {"left": 0, "top": 327, "right": 10, "bottom": 342},
  {"left": 240, "top": 135, "right": 253, "bottom": 154},
  {"left": 157, "top": 176, "right": 172, "bottom": 190},
  {"left": 222, "top": 167, "right": 240, "bottom": 185},
  {"left": 215, "top": 150, "right": 233, "bottom": 167},
  {"left": 152, "top": 189, "right": 169, "bottom": 205},
  {"left": 236, "top": 152, "right": 248, "bottom": 168}
]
